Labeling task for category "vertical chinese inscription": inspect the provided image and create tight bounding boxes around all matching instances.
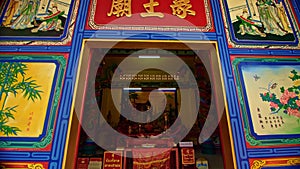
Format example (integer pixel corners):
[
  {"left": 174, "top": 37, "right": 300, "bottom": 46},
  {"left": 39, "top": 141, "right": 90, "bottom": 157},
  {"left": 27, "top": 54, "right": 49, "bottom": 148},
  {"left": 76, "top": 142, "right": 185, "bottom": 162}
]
[
  {"left": 140, "top": 0, "right": 164, "bottom": 18},
  {"left": 170, "top": 0, "right": 196, "bottom": 19},
  {"left": 107, "top": 0, "right": 132, "bottom": 17}
]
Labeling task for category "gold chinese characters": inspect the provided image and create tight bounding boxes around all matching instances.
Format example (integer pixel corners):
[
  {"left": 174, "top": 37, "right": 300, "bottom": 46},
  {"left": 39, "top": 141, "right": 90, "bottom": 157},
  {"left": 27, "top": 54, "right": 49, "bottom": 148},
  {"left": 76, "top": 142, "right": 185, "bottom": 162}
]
[
  {"left": 107, "top": 0, "right": 132, "bottom": 17},
  {"left": 140, "top": 0, "right": 164, "bottom": 18},
  {"left": 107, "top": 0, "right": 196, "bottom": 19},
  {"left": 170, "top": 0, "right": 196, "bottom": 19}
]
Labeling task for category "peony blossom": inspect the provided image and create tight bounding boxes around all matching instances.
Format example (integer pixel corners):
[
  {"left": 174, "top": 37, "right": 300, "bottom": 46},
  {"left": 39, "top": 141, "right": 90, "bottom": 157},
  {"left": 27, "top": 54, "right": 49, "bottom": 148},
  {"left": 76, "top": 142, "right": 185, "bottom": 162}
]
[
  {"left": 296, "top": 100, "right": 300, "bottom": 107},
  {"left": 269, "top": 102, "right": 279, "bottom": 108},
  {"left": 287, "top": 91, "right": 297, "bottom": 98},
  {"left": 280, "top": 94, "right": 289, "bottom": 104},
  {"left": 287, "top": 107, "right": 300, "bottom": 118},
  {"left": 280, "top": 90, "right": 297, "bottom": 104}
]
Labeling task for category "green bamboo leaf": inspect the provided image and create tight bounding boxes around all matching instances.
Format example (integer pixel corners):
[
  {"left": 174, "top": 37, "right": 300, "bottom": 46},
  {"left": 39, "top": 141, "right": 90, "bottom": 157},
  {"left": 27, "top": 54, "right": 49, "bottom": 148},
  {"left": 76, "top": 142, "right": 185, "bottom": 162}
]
[
  {"left": 25, "top": 77, "right": 32, "bottom": 81},
  {"left": 0, "top": 118, "right": 8, "bottom": 124},
  {"left": 23, "top": 90, "right": 29, "bottom": 98},
  {"left": 4, "top": 105, "right": 18, "bottom": 112},
  {"left": 11, "top": 126, "right": 21, "bottom": 135},
  {"left": 0, "top": 62, "right": 42, "bottom": 136},
  {"left": 4, "top": 112, "right": 14, "bottom": 120},
  {"left": 0, "top": 123, "right": 21, "bottom": 135},
  {"left": 36, "top": 91, "right": 42, "bottom": 100},
  {"left": 0, "top": 114, "right": 4, "bottom": 121}
]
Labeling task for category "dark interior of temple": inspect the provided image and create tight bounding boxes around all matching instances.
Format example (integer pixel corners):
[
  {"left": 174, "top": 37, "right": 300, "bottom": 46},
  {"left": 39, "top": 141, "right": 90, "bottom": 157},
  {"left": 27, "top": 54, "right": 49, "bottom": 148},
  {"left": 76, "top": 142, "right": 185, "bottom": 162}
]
[{"left": 76, "top": 48, "right": 224, "bottom": 169}]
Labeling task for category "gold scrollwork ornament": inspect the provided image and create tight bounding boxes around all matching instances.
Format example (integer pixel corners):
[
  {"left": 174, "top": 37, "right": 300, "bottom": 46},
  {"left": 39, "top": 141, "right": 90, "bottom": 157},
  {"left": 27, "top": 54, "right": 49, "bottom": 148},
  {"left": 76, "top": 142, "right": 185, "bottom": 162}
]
[
  {"left": 288, "top": 159, "right": 300, "bottom": 165},
  {"left": 28, "top": 163, "right": 45, "bottom": 169},
  {"left": 251, "top": 160, "right": 266, "bottom": 169}
]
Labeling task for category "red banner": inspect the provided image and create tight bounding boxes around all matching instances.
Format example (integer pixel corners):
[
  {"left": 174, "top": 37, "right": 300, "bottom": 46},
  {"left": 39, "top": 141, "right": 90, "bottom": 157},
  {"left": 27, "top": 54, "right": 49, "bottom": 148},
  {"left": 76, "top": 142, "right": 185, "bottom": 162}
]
[
  {"left": 103, "top": 151, "right": 122, "bottom": 169},
  {"left": 87, "top": 0, "right": 213, "bottom": 32},
  {"left": 132, "top": 148, "right": 171, "bottom": 169}
]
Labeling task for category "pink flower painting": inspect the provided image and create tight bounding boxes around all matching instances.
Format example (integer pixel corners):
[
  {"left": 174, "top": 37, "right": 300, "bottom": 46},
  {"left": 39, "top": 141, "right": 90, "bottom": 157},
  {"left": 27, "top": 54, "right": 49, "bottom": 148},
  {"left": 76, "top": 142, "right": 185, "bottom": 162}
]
[{"left": 260, "top": 70, "right": 300, "bottom": 119}]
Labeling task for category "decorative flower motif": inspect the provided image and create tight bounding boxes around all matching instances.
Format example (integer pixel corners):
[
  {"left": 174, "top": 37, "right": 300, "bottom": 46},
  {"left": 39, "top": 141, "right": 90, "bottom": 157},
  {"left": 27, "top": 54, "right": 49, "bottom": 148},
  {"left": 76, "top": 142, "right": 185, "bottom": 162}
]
[
  {"left": 280, "top": 90, "right": 297, "bottom": 104},
  {"left": 287, "top": 107, "right": 300, "bottom": 118},
  {"left": 280, "top": 95, "right": 289, "bottom": 104},
  {"left": 296, "top": 100, "right": 300, "bottom": 107},
  {"left": 293, "top": 79, "right": 300, "bottom": 87},
  {"left": 289, "top": 73, "right": 295, "bottom": 79},
  {"left": 260, "top": 70, "right": 300, "bottom": 119},
  {"left": 270, "top": 102, "right": 278, "bottom": 108},
  {"left": 269, "top": 93, "right": 274, "bottom": 98}
]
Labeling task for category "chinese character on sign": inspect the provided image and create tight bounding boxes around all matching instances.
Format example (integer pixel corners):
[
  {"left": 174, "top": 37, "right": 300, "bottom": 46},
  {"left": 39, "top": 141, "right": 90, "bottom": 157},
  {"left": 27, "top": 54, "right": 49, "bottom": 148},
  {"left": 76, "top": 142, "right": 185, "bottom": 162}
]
[
  {"left": 140, "top": 0, "right": 164, "bottom": 18},
  {"left": 170, "top": 0, "right": 196, "bottom": 19},
  {"left": 108, "top": 0, "right": 132, "bottom": 17}
]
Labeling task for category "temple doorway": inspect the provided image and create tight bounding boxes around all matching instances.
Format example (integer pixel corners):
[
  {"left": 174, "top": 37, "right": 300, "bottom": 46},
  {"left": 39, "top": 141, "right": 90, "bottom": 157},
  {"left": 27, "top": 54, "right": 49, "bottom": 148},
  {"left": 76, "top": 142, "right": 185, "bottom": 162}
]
[{"left": 68, "top": 40, "right": 233, "bottom": 169}]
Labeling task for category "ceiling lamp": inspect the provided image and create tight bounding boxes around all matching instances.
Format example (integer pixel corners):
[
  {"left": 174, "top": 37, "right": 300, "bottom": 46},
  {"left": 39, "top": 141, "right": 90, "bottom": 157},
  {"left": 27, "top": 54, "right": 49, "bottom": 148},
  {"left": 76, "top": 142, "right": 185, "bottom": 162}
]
[
  {"left": 158, "top": 88, "right": 177, "bottom": 91},
  {"left": 138, "top": 55, "right": 160, "bottom": 59},
  {"left": 123, "top": 88, "right": 142, "bottom": 91}
]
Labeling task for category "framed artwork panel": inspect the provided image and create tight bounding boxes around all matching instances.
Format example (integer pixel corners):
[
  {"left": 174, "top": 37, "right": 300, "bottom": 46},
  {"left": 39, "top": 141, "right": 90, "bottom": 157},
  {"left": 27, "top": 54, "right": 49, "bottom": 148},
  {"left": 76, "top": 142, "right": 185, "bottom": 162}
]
[
  {"left": 221, "top": 0, "right": 299, "bottom": 48},
  {"left": 232, "top": 57, "right": 300, "bottom": 146},
  {"left": 0, "top": 0, "right": 79, "bottom": 45},
  {"left": 0, "top": 53, "right": 67, "bottom": 149}
]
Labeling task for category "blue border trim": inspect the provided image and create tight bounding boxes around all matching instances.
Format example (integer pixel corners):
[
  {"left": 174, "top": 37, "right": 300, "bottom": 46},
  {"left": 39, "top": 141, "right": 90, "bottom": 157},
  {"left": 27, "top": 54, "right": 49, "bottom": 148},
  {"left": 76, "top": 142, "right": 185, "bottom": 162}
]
[
  {"left": 0, "top": 151, "right": 50, "bottom": 161},
  {"left": 0, "top": 46, "right": 71, "bottom": 52},
  {"left": 290, "top": 0, "right": 300, "bottom": 22},
  {"left": 48, "top": 1, "right": 90, "bottom": 168},
  {"left": 247, "top": 147, "right": 300, "bottom": 157},
  {"left": 83, "top": 30, "right": 218, "bottom": 41}
]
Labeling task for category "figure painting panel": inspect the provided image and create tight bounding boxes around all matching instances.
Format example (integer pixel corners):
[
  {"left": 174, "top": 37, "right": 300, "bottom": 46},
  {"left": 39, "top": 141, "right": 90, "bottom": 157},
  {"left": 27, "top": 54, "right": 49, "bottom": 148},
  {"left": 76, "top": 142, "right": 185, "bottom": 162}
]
[
  {"left": 0, "top": 0, "right": 73, "bottom": 38},
  {"left": 223, "top": 0, "right": 298, "bottom": 46}
]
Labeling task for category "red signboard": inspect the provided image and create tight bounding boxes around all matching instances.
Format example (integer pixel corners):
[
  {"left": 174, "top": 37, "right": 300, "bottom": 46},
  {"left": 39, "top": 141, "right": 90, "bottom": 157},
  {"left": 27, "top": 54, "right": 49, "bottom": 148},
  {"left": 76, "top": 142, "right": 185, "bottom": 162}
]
[
  {"left": 87, "top": 0, "right": 213, "bottom": 31},
  {"left": 77, "top": 158, "right": 89, "bottom": 169},
  {"left": 181, "top": 148, "right": 195, "bottom": 165},
  {"left": 103, "top": 151, "right": 122, "bottom": 169}
]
